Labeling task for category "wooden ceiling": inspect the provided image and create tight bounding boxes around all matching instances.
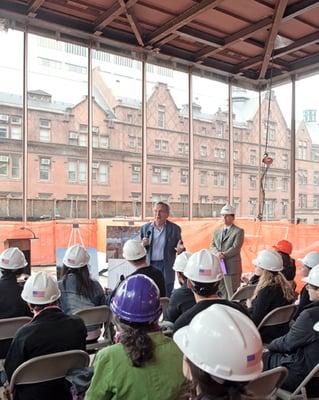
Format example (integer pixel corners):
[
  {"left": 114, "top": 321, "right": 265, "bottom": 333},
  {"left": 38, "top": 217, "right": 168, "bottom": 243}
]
[{"left": 1, "top": 0, "right": 319, "bottom": 89}]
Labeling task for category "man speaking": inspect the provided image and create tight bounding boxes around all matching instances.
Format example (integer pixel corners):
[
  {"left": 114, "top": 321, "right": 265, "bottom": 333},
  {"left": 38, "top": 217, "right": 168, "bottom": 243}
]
[
  {"left": 141, "top": 202, "right": 184, "bottom": 296},
  {"left": 211, "top": 204, "right": 244, "bottom": 299}
]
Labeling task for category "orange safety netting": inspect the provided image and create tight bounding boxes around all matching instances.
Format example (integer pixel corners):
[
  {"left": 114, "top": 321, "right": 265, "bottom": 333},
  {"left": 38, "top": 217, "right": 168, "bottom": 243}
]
[{"left": 0, "top": 218, "right": 318, "bottom": 292}]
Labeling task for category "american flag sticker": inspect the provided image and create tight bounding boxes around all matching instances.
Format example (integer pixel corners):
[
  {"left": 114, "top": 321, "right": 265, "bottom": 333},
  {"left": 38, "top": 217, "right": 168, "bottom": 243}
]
[
  {"left": 247, "top": 353, "right": 258, "bottom": 367},
  {"left": 2, "top": 258, "right": 9, "bottom": 265},
  {"left": 68, "top": 258, "right": 75, "bottom": 265},
  {"left": 32, "top": 291, "right": 46, "bottom": 298},
  {"left": 198, "top": 268, "right": 211, "bottom": 276}
]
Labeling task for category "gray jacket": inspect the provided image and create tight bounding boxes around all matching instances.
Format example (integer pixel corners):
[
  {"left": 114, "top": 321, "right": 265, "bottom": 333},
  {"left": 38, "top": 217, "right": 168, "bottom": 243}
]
[{"left": 211, "top": 224, "right": 244, "bottom": 275}]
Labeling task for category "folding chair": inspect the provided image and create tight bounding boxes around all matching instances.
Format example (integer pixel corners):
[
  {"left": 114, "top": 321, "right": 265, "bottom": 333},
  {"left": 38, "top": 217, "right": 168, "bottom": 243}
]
[
  {"left": 244, "top": 366, "right": 288, "bottom": 399},
  {"left": 276, "top": 364, "right": 319, "bottom": 400},
  {"left": 257, "top": 304, "right": 297, "bottom": 333},
  {"left": 74, "top": 305, "right": 113, "bottom": 351},
  {"left": 9, "top": 350, "right": 89, "bottom": 393},
  {"left": 230, "top": 284, "right": 257, "bottom": 302},
  {"left": 0, "top": 317, "right": 32, "bottom": 341}
]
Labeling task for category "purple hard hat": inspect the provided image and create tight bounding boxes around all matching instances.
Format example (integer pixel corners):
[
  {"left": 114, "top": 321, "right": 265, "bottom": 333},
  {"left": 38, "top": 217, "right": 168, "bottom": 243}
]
[{"left": 111, "top": 274, "right": 162, "bottom": 324}]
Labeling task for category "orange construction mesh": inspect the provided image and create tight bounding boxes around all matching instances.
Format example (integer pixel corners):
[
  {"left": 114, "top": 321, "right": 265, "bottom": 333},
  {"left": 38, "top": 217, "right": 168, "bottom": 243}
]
[{"left": 0, "top": 218, "right": 318, "bottom": 291}]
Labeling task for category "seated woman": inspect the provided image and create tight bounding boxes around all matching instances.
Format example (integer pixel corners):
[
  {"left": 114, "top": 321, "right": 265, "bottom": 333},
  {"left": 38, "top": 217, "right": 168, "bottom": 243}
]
[
  {"left": 85, "top": 274, "right": 185, "bottom": 400},
  {"left": 58, "top": 244, "right": 106, "bottom": 341},
  {"left": 249, "top": 249, "right": 295, "bottom": 343},
  {"left": 273, "top": 240, "right": 296, "bottom": 283},
  {"left": 263, "top": 265, "right": 319, "bottom": 393},
  {"left": 173, "top": 303, "right": 263, "bottom": 400},
  {"left": 0, "top": 247, "right": 32, "bottom": 358}
]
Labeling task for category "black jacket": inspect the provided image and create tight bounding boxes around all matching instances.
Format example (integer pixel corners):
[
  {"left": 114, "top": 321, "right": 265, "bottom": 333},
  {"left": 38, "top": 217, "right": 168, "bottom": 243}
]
[
  {"left": 263, "top": 300, "right": 319, "bottom": 392},
  {"left": 173, "top": 298, "right": 248, "bottom": 333},
  {"left": 4, "top": 307, "right": 87, "bottom": 400},
  {"left": 164, "top": 283, "right": 196, "bottom": 323},
  {"left": 0, "top": 274, "right": 32, "bottom": 358},
  {"left": 130, "top": 265, "right": 166, "bottom": 297},
  {"left": 250, "top": 285, "right": 292, "bottom": 343},
  {"left": 279, "top": 253, "right": 296, "bottom": 282},
  {"left": 295, "top": 284, "right": 311, "bottom": 319}
]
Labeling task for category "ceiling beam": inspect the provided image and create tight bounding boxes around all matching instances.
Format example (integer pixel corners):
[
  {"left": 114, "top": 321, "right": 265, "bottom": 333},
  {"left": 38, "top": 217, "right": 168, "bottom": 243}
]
[
  {"left": 195, "top": 0, "right": 319, "bottom": 61},
  {"left": 27, "top": 0, "right": 45, "bottom": 17},
  {"left": 146, "top": 0, "right": 224, "bottom": 45},
  {"left": 118, "top": 0, "right": 144, "bottom": 46},
  {"left": 259, "top": 0, "right": 289, "bottom": 79},
  {"left": 94, "top": 0, "right": 138, "bottom": 35},
  {"left": 235, "top": 30, "right": 319, "bottom": 72}
]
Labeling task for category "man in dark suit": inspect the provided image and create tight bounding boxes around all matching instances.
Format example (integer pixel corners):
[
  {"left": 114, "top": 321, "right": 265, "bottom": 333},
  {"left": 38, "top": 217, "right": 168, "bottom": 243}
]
[
  {"left": 211, "top": 204, "right": 244, "bottom": 299},
  {"left": 140, "top": 202, "right": 184, "bottom": 296}
]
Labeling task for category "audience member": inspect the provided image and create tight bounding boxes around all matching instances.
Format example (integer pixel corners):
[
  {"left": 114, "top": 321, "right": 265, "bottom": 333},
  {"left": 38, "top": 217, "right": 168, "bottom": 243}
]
[
  {"left": 250, "top": 249, "right": 295, "bottom": 343},
  {"left": 86, "top": 274, "right": 184, "bottom": 400},
  {"left": 5, "top": 271, "right": 86, "bottom": 400},
  {"left": 58, "top": 244, "right": 106, "bottom": 341},
  {"left": 174, "top": 304, "right": 263, "bottom": 400},
  {"left": 0, "top": 248, "right": 32, "bottom": 359},
  {"left": 295, "top": 251, "right": 319, "bottom": 319},
  {"left": 173, "top": 249, "right": 247, "bottom": 333},
  {"left": 273, "top": 240, "right": 296, "bottom": 282},
  {"left": 164, "top": 251, "right": 195, "bottom": 323},
  {"left": 123, "top": 239, "right": 166, "bottom": 297},
  {"left": 263, "top": 265, "right": 319, "bottom": 392}
]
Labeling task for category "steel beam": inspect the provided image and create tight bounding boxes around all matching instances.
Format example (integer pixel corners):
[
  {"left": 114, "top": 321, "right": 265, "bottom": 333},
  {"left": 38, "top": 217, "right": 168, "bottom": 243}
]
[
  {"left": 290, "top": 76, "right": 296, "bottom": 223},
  {"left": 141, "top": 58, "right": 147, "bottom": 220},
  {"left": 23, "top": 30, "right": 28, "bottom": 223},
  {"left": 87, "top": 46, "right": 93, "bottom": 220},
  {"left": 27, "top": 0, "right": 45, "bottom": 17},
  {"left": 188, "top": 68, "right": 193, "bottom": 220}
]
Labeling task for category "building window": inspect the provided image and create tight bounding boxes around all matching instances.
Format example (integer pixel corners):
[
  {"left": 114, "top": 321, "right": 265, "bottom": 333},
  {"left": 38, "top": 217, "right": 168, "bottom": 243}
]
[
  {"left": 200, "top": 195, "right": 209, "bottom": 204},
  {"left": 152, "top": 166, "right": 170, "bottom": 184},
  {"left": 250, "top": 149, "right": 257, "bottom": 165},
  {"left": 249, "top": 175, "right": 257, "bottom": 190},
  {"left": 298, "top": 194, "right": 307, "bottom": 209},
  {"left": 298, "top": 170, "right": 308, "bottom": 185},
  {"left": 265, "top": 176, "right": 276, "bottom": 191},
  {"left": 0, "top": 155, "right": 9, "bottom": 176},
  {"left": 151, "top": 193, "right": 171, "bottom": 203},
  {"left": 68, "top": 160, "right": 87, "bottom": 183},
  {"left": 313, "top": 195, "right": 319, "bottom": 209},
  {"left": 178, "top": 142, "right": 189, "bottom": 155},
  {"left": 39, "top": 158, "right": 51, "bottom": 181},
  {"left": 233, "top": 174, "right": 239, "bottom": 189},
  {"left": 39, "top": 119, "right": 51, "bottom": 142},
  {"left": 180, "top": 169, "right": 188, "bottom": 185},
  {"left": 213, "top": 172, "right": 226, "bottom": 187},
  {"left": 158, "top": 105, "right": 165, "bottom": 128},
  {"left": 128, "top": 135, "right": 141, "bottom": 148},
  {"left": 68, "top": 131, "right": 78, "bottom": 145},
  {"left": 180, "top": 194, "right": 189, "bottom": 203},
  {"left": 11, "top": 155, "right": 20, "bottom": 178},
  {"left": 281, "top": 177, "right": 288, "bottom": 192},
  {"left": 264, "top": 120, "right": 276, "bottom": 141},
  {"left": 79, "top": 134, "right": 87, "bottom": 147},
  {"left": 282, "top": 154, "right": 288, "bottom": 169},
  {"left": 216, "top": 122, "right": 225, "bottom": 138},
  {"left": 131, "top": 165, "right": 141, "bottom": 183},
  {"left": 92, "top": 162, "right": 108, "bottom": 184},
  {"left": 281, "top": 199, "right": 288, "bottom": 218},
  {"left": 304, "top": 109, "right": 316, "bottom": 122},
  {"left": 314, "top": 171, "right": 319, "bottom": 186},
  {"left": 298, "top": 140, "right": 307, "bottom": 160},
  {"left": 200, "top": 145, "right": 207, "bottom": 157},
  {"left": 127, "top": 114, "right": 133, "bottom": 124},
  {"left": 155, "top": 139, "right": 168, "bottom": 152},
  {"left": 265, "top": 199, "right": 276, "bottom": 217},
  {"left": 100, "top": 135, "right": 109, "bottom": 148},
  {"left": 214, "top": 148, "right": 226, "bottom": 159},
  {"left": 0, "top": 124, "right": 9, "bottom": 138},
  {"left": 249, "top": 198, "right": 257, "bottom": 217},
  {"left": 11, "top": 126, "right": 22, "bottom": 140},
  {"left": 233, "top": 150, "right": 239, "bottom": 161},
  {"left": 200, "top": 171, "right": 208, "bottom": 186}
]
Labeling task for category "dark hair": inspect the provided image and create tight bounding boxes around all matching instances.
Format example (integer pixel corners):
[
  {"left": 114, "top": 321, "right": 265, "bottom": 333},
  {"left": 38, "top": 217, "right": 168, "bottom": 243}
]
[
  {"left": 61, "top": 265, "right": 95, "bottom": 299},
  {"left": 178, "top": 358, "right": 245, "bottom": 400},
  {"left": 119, "top": 321, "right": 155, "bottom": 368},
  {"left": 190, "top": 280, "right": 220, "bottom": 297},
  {"left": 29, "top": 300, "right": 58, "bottom": 310}
]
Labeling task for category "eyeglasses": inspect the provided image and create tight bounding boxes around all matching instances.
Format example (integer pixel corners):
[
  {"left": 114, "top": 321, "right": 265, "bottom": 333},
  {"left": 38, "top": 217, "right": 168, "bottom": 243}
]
[{"left": 306, "top": 284, "right": 319, "bottom": 291}]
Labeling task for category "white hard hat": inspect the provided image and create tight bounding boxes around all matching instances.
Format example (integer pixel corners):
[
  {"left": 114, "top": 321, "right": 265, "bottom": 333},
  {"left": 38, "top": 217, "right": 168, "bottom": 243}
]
[
  {"left": 220, "top": 204, "right": 236, "bottom": 215},
  {"left": 298, "top": 252, "right": 319, "bottom": 269},
  {"left": 123, "top": 239, "right": 147, "bottom": 261},
  {"left": 173, "top": 304, "right": 263, "bottom": 382},
  {"left": 0, "top": 247, "right": 27, "bottom": 270},
  {"left": 313, "top": 321, "right": 319, "bottom": 332},
  {"left": 22, "top": 271, "right": 61, "bottom": 305},
  {"left": 63, "top": 244, "right": 90, "bottom": 268},
  {"left": 303, "top": 264, "right": 319, "bottom": 287},
  {"left": 173, "top": 251, "right": 192, "bottom": 272},
  {"left": 184, "top": 249, "right": 223, "bottom": 283},
  {"left": 252, "top": 249, "right": 283, "bottom": 272}
]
